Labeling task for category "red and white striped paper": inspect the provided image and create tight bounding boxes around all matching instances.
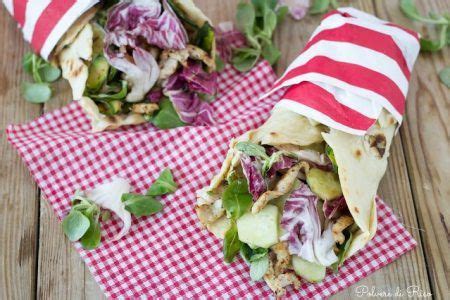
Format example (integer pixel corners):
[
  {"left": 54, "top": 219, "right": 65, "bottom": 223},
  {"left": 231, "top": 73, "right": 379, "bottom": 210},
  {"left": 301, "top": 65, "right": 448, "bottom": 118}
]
[
  {"left": 2, "top": 0, "right": 98, "bottom": 59},
  {"left": 262, "top": 7, "right": 420, "bottom": 135}
]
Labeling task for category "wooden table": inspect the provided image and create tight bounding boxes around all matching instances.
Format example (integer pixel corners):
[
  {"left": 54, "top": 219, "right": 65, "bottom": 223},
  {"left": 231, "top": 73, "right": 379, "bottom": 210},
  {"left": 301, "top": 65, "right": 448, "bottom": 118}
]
[{"left": 0, "top": 1, "right": 448, "bottom": 299}]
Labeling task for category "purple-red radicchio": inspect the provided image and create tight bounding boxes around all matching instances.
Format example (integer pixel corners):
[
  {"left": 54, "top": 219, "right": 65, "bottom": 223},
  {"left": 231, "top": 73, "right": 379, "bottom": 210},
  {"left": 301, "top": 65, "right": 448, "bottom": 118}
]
[
  {"left": 280, "top": 183, "right": 338, "bottom": 266},
  {"left": 240, "top": 154, "right": 267, "bottom": 200}
]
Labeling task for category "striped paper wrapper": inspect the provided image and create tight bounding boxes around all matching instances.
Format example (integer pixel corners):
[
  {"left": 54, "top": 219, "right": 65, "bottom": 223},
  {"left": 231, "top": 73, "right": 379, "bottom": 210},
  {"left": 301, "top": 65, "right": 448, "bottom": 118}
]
[
  {"left": 262, "top": 7, "right": 420, "bottom": 135},
  {"left": 2, "top": 0, "right": 99, "bottom": 59}
]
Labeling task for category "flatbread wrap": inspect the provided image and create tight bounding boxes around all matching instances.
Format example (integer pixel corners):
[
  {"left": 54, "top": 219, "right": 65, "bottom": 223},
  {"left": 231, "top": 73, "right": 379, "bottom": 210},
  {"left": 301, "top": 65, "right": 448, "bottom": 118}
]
[
  {"left": 8, "top": 0, "right": 217, "bottom": 131},
  {"left": 195, "top": 7, "right": 419, "bottom": 297}
]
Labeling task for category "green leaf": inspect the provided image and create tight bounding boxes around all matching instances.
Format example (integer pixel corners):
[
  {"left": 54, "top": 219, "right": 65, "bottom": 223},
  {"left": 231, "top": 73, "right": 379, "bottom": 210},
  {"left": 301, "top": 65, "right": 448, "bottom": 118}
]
[
  {"left": 310, "top": 0, "right": 330, "bottom": 15},
  {"left": 240, "top": 243, "right": 269, "bottom": 263},
  {"left": 251, "top": 0, "right": 267, "bottom": 14},
  {"left": 231, "top": 50, "right": 260, "bottom": 72},
  {"left": 31, "top": 54, "right": 44, "bottom": 83},
  {"left": 80, "top": 219, "right": 102, "bottom": 250},
  {"left": 420, "top": 24, "right": 448, "bottom": 51},
  {"left": 276, "top": 6, "right": 289, "bottom": 24},
  {"left": 249, "top": 248, "right": 268, "bottom": 262},
  {"left": 331, "top": 230, "right": 354, "bottom": 272},
  {"left": 122, "top": 193, "right": 164, "bottom": 217},
  {"left": 261, "top": 150, "right": 295, "bottom": 175},
  {"left": 240, "top": 243, "right": 254, "bottom": 263},
  {"left": 62, "top": 210, "right": 91, "bottom": 242},
  {"left": 97, "top": 99, "right": 122, "bottom": 115},
  {"left": 268, "top": 0, "right": 278, "bottom": 10},
  {"left": 147, "top": 168, "right": 178, "bottom": 196},
  {"left": 326, "top": 145, "right": 338, "bottom": 172},
  {"left": 250, "top": 255, "right": 269, "bottom": 281},
  {"left": 262, "top": 7, "right": 277, "bottom": 38},
  {"left": 107, "top": 66, "right": 119, "bottom": 83},
  {"left": 21, "top": 82, "right": 52, "bottom": 103},
  {"left": 222, "top": 179, "right": 253, "bottom": 220},
  {"left": 39, "top": 64, "right": 61, "bottom": 83},
  {"left": 236, "top": 2, "right": 256, "bottom": 36},
  {"left": 195, "top": 22, "right": 215, "bottom": 53},
  {"left": 330, "top": 0, "right": 339, "bottom": 9},
  {"left": 215, "top": 55, "right": 225, "bottom": 72},
  {"left": 223, "top": 222, "right": 242, "bottom": 263},
  {"left": 89, "top": 80, "right": 128, "bottom": 100},
  {"left": 151, "top": 97, "right": 186, "bottom": 129},
  {"left": 400, "top": 0, "right": 448, "bottom": 25},
  {"left": 78, "top": 206, "right": 102, "bottom": 250},
  {"left": 235, "top": 141, "right": 269, "bottom": 159},
  {"left": 261, "top": 40, "right": 281, "bottom": 65},
  {"left": 439, "top": 67, "right": 450, "bottom": 88},
  {"left": 72, "top": 202, "right": 94, "bottom": 212},
  {"left": 22, "top": 52, "right": 34, "bottom": 74}
]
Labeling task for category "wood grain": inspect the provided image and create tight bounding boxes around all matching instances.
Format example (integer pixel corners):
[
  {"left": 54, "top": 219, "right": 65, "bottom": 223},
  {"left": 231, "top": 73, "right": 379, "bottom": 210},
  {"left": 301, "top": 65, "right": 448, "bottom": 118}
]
[
  {"left": 374, "top": 1, "right": 450, "bottom": 298},
  {"left": 35, "top": 63, "right": 106, "bottom": 299},
  {"left": 0, "top": 7, "right": 41, "bottom": 300},
  {"left": 0, "top": 0, "right": 447, "bottom": 298}
]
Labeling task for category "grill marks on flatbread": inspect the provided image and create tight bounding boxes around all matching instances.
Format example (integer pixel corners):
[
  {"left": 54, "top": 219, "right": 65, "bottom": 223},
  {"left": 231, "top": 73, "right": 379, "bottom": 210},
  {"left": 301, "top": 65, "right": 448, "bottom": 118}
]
[{"left": 322, "top": 109, "right": 396, "bottom": 259}]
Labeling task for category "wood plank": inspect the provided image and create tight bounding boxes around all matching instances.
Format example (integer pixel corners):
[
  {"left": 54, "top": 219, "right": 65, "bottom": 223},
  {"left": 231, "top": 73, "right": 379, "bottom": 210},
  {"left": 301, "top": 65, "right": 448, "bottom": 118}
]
[
  {"left": 0, "top": 7, "right": 42, "bottom": 300},
  {"left": 36, "top": 67, "right": 106, "bottom": 298},
  {"left": 373, "top": 1, "right": 450, "bottom": 298},
  {"left": 36, "top": 200, "right": 85, "bottom": 299}
]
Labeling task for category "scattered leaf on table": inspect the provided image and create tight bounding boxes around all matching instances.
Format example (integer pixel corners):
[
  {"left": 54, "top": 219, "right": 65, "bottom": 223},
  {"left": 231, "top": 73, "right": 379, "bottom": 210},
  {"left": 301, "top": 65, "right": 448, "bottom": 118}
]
[{"left": 21, "top": 82, "right": 52, "bottom": 103}]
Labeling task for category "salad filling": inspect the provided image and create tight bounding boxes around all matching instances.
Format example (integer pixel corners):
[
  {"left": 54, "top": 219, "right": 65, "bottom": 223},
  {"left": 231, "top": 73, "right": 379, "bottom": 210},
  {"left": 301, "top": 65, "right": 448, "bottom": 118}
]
[
  {"left": 195, "top": 107, "right": 396, "bottom": 296},
  {"left": 53, "top": 0, "right": 217, "bottom": 131}
]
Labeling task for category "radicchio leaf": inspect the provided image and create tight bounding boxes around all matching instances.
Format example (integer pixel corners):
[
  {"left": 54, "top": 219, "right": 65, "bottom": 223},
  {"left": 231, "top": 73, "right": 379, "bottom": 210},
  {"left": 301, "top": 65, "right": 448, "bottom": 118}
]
[
  {"left": 163, "top": 60, "right": 217, "bottom": 125},
  {"left": 104, "top": 0, "right": 188, "bottom": 101},
  {"left": 107, "top": 47, "right": 160, "bottom": 102},
  {"left": 166, "top": 90, "right": 215, "bottom": 125},
  {"left": 278, "top": 0, "right": 310, "bottom": 20},
  {"left": 215, "top": 21, "right": 247, "bottom": 63},
  {"left": 240, "top": 154, "right": 267, "bottom": 201},
  {"left": 280, "top": 183, "right": 338, "bottom": 266},
  {"left": 146, "top": 88, "right": 163, "bottom": 103},
  {"left": 179, "top": 61, "right": 218, "bottom": 95},
  {"left": 323, "top": 196, "right": 349, "bottom": 220},
  {"left": 105, "top": 0, "right": 187, "bottom": 50},
  {"left": 84, "top": 177, "right": 132, "bottom": 241},
  {"left": 165, "top": 60, "right": 217, "bottom": 95},
  {"left": 266, "top": 154, "right": 297, "bottom": 178}
]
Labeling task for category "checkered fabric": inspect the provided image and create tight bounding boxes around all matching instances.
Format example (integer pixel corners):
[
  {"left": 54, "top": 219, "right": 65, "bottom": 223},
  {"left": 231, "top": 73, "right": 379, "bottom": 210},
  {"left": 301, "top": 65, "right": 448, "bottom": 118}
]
[{"left": 7, "top": 60, "right": 416, "bottom": 298}]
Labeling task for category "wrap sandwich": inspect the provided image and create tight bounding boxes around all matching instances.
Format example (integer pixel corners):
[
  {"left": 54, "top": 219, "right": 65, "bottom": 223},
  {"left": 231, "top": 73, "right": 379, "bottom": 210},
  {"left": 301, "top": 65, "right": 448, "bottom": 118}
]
[
  {"left": 51, "top": 0, "right": 217, "bottom": 131},
  {"left": 195, "top": 7, "right": 419, "bottom": 297}
]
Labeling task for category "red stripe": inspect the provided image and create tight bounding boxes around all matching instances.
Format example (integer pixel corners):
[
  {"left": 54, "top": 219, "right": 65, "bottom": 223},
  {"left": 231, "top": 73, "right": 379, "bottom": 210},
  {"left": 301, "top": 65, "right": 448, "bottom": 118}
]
[
  {"left": 30, "top": 0, "right": 77, "bottom": 53},
  {"left": 282, "top": 82, "right": 375, "bottom": 131},
  {"left": 325, "top": 10, "right": 419, "bottom": 41},
  {"left": 386, "top": 23, "right": 420, "bottom": 41},
  {"left": 304, "top": 23, "right": 410, "bottom": 79},
  {"left": 273, "top": 56, "right": 405, "bottom": 115},
  {"left": 322, "top": 10, "right": 352, "bottom": 20},
  {"left": 13, "top": 0, "right": 27, "bottom": 27}
]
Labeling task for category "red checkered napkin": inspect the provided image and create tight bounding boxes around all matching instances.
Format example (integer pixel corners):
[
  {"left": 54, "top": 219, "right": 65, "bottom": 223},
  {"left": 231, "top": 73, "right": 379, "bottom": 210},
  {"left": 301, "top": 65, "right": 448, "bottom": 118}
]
[{"left": 7, "top": 60, "right": 416, "bottom": 298}]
